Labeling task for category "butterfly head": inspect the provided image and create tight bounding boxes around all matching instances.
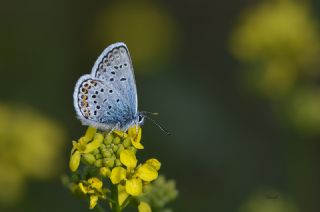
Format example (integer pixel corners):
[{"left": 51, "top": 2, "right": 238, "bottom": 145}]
[{"left": 137, "top": 113, "right": 145, "bottom": 125}]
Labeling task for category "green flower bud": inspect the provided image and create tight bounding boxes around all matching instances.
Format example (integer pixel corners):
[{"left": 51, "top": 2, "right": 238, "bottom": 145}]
[
  {"left": 95, "top": 153, "right": 103, "bottom": 160},
  {"left": 112, "top": 145, "right": 118, "bottom": 152},
  {"left": 104, "top": 134, "right": 113, "bottom": 145},
  {"left": 115, "top": 159, "right": 122, "bottom": 167},
  {"left": 94, "top": 159, "right": 103, "bottom": 167},
  {"left": 100, "top": 143, "right": 106, "bottom": 150},
  {"left": 104, "top": 150, "right": 113, "bottom": 158},
  {"left": 113, "top": 137, "right": 121, "bottom": 144},
  {"left": 82, "top": 153, "right": 96, "bottom": 165},
  {"left": 92, "top": 149, "right": 100, "bottom": 155},
  {"left": 123, "top": 138, "right": 131, "bottom": 147},
  {"left": 104, "top": 158, "right": 115, "bottom": 168},
  {"left": 117, "top": 144, "right": 125, "bottom": 156}
]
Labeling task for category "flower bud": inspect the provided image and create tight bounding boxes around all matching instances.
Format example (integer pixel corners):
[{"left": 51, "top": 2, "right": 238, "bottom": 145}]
[
  {"left": 113, "top": 137, "right": 121, "bottom": 144},
  {"left": 69, "top": 150, "right": 81, "bottom": 172},
  {"left": 123, "top": 137, "right": 131, "bottom": 147},
  {"left": 112, "top": 145, "right": 118, "bottom": 152},
  {"left": 104, "top": 158, "right": 115, "bottom": 168},
  {"left": 100, "top": 143, "right": 106, "bottom": 150},
  {"left": 94, "top": 159, "right": 103, "bottom": 167},
  {"left": 82, "top": 153, "right": 96, "bottom": 165},
  {"left": 104, "top": 134, "right": 113, "bottom": 145},
  {"left": 117, "top": 144, "right": 125, "bottom": 156},
  {"left": 115, "top": 159, "right": 122, "bottom": 167},
  {"left": 102, "top": 149, "right": 112, "bottom": 158},
  {"left": 100, "top": 167, "right": 111, "bottom": 177},
  {"left": 95, "top": 153, "right": 103, "bottom": 160}
]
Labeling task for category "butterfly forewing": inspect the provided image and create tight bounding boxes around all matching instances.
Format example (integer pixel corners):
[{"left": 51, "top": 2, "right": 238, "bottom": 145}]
[{"left": 73, "top": 43, "right": 139, "bottom": 130}]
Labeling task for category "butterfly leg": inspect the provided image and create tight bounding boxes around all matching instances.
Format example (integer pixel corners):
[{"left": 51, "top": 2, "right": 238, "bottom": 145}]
[{"left": 106, "top": 122, "right": 121, "bottom": 136}]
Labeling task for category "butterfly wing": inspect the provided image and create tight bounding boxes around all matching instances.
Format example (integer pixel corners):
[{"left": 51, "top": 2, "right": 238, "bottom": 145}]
[
  {"left": 73, "top": 43, "right": 138, "bottom": 130},
  {"left": 91, "top": 42, "right": 138, "bottom": 112}
]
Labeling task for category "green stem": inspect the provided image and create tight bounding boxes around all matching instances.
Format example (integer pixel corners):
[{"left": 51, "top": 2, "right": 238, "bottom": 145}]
[
  {"left": 120, "top": 196, "right": 132, "bottom": 210},
  {"left": 95, "top": 203, "right": 105, "bottom": 212},
  {"left": 110, "top": 184, "right": 121, "bottom": 212}
]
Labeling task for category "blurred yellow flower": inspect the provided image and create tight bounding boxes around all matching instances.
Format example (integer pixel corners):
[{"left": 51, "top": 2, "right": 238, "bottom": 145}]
[
  {"left": 138, "top": 201, "right": 152, "bottom": 212},
  {"left": 238, "top": 188, "right": 300, "bottom": 212},
  {"left": 0, "top": 103, "right": 65, "bottom": 205},
  {"left": 231, "top": 1, "right": 319, "bottom": 66},
  {"left": 287, "top": 87, "right": 320, "bottom": 134},
  {"left": 92, "top": 1, "right": 178, "bottom": 70},
  {"left": 230, "top": 0, "right": 320, "bottom": 98}
]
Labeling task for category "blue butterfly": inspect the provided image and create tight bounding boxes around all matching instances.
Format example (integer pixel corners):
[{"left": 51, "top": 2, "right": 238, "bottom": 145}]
[{"left": 73, "top": 42, "right": 144, "bottom": 131}]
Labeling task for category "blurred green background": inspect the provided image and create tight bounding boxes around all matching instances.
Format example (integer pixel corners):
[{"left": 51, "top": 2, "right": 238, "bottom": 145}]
[{"left": 1, "top": 0, "right": 320, "bottom": 211}]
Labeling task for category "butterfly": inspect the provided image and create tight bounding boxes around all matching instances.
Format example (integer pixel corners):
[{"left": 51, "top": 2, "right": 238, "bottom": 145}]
[{"left": 73, "top": 42, "right": 145, "bottom": 132}]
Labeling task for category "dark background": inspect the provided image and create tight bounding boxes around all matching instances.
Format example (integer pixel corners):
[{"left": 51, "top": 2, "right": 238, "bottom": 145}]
[{"left": 0, "top": 0, "right": 320, "bottom": 211}]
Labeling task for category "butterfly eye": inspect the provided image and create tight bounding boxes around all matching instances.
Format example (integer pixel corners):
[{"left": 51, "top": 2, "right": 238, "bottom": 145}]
[{"left": 138, "top": 115, "right": 144, "bottom": 123}]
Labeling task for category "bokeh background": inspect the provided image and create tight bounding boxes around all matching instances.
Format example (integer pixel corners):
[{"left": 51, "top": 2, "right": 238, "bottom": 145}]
[{"left": 1, "top": 0, "right": 320, "bottom": 211}]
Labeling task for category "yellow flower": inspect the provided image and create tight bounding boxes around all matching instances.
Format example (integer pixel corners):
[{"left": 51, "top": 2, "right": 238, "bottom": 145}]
[
  {"left": 138, "top": 201, "right": 152, "bottom": 212},
  {"left": 110, "top": 167, "right": 126, "bottom": 184},
  {"left": 100, "top": 167, "right": 111, "bottom": 177},
  {"left": 110, "top": 150, "right": 159, "bottom": 196},
  {"left": 126, "top": 178, "right": 142, "bottom": 196},
  {"left": 146, "top": 159, "right": 161, "bottom": 171},
  {"left": 89, "top": 195, "right": 98, "bottom": 209},
  {"left": 120, "top": 149, "right": 137, "bottom": 169},
  {"left": 78, "top": 177, "right": 103, "bottom": 194},
  {"left": 118, "top": 185, "right": 129, "bottom": 205},
  {"left": 128, "top": 126, "right": 143, "bottom": 149},
  {"left": 137, "top": 164, "right": 158, "bottom": 182},
  {"left": 78, "top": 177, "right": 106, "bottom": 209},
  {"left": 114, "top": 126, "right": 144, "bottom": 149},
  {"left": 69, "top": 127, "right": 103, "bottom": 172},
  {"left": 88, "top": 177, "right": 103, "bottom": 190}
]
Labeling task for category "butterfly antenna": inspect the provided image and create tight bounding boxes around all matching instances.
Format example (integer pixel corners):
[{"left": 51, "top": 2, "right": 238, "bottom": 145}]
[
  {"left": 144, "top": 115, "right": 171, "bottom": 135},
  {"left": 141, "top": 111, "right": 159, "bottom": 116}
]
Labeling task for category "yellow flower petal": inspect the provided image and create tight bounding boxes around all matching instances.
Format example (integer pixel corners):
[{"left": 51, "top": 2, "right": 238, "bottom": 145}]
[
  {"left": 132, "top": 139, "right": 144, "bottom": 149},
  {"left": 84, "top": 133, "right": 103, "bottom": 153},
  {"left": 128, "top": 126, "right": 143, "bottom": 149},
  {"left": 100, "top": 167, "right": 111, "bottom": 177},
  {"left": 82, "top": 126, "right": 97, "bottom": 143},
  {"left": 138, "top": 201, "right": 152, "bottom": 212},
  {"left": 120, "top": 149, "right": 137, "bottom": 169},
  {"left": 126, "top": 178, "right": 142, "bottom": 196},
  {"left": 78, "top": 182, "right": 87, "bottom": 194},
  {"left": 128, "top": 126, "right": 142, "bottom": 142},
  {"left": 118, "top": 190, "right": 129, "bottom": 205},
  {"left": 137, "top": 164, "right": 158, "bottom": 182},
  {"left": 69, "top": 150, "right": 81, "bottom": 172},
  {"left": 134, "top": 127, "right": 142, "bottom": 143},
  {"left": 146, "top": 159, "right": 161, "bottom": 171},
  {"left": 110, "top": 167, "right": 126, "bottom": 184},
  {"left": 113, "top": 130, "right": 128, "bottom": 138},
  {"left": 89, "top": 195, "right": 98, "bottom": 209},
  {"left": 88, "top": 177, "right": 103, "bottom": 190}
]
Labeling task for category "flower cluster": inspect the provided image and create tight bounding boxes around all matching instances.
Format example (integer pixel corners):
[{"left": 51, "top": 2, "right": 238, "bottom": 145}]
[{"left": 66, "top": 126, "right": 173, "bottom": 211}]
